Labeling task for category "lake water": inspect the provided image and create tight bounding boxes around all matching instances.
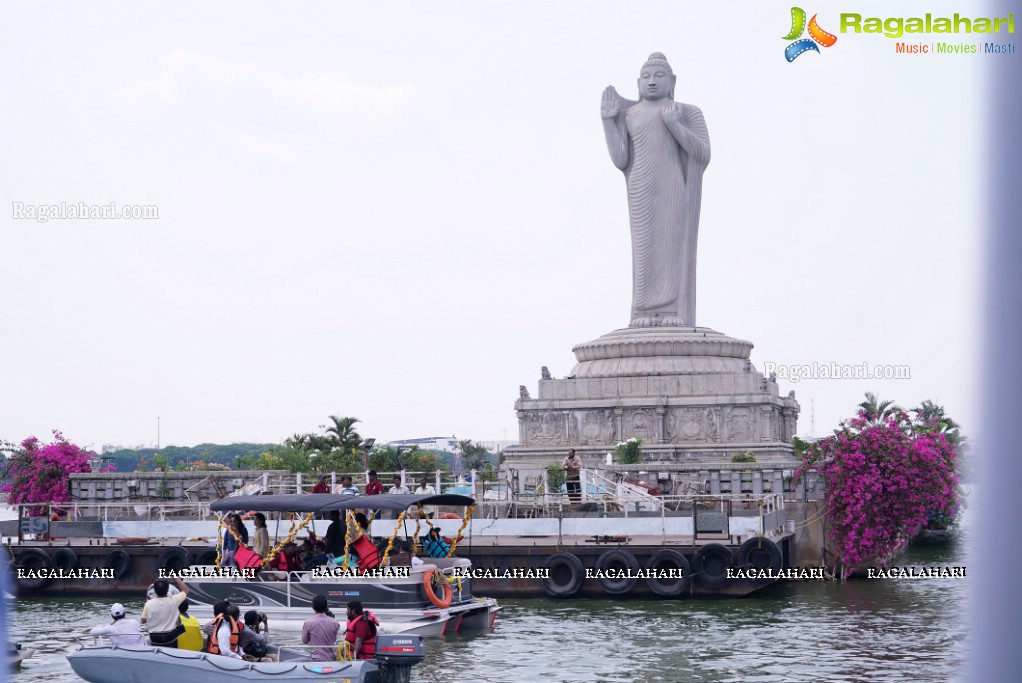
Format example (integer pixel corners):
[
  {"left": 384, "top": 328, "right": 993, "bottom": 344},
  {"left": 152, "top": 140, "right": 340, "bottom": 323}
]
[{"left": 2, "top": 532, "right": 970, "bottom": 683}]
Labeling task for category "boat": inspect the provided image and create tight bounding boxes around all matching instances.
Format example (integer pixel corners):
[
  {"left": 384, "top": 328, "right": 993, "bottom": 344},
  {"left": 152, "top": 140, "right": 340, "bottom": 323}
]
[
  {"left": 67, "top": 635, "right": 425, "bottom": 683},
  {"left": 6, "top": 642, "right": 35, "bottom": 671},
  {"left": 184, "top": 493, "right": 499, "bottom": 636}
]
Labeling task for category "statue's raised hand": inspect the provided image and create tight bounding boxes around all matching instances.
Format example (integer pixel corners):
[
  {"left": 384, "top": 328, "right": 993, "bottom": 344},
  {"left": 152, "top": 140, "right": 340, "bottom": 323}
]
[
  {"left": 601, "top": 86, "right": 622, "bottom": 119},
  {"left": 660, "top": 102, "right": 682, "bottom": 123}
]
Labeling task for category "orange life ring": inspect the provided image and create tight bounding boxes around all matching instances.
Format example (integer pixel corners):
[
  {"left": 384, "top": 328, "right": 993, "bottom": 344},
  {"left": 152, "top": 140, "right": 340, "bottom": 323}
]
[
  {"left": 438, "top": 513, "right": 460, "bottom": 520},
  {"left": 115, "top": 537, "right": 151, "bottom": 544},
  {"left": 422, "top": 569, "right": 453, "bottom": 608}
]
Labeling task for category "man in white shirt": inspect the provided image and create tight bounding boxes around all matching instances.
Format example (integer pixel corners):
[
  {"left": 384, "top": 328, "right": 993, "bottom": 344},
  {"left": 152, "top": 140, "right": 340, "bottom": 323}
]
[
  {"left": 90, "top": 603, "right": 143, "bottom": 646},
  {"left": 388, "top": 475, "right": 410, "bottom": 495},
  {"left": 141, "top": 576, "right": 188, "bottom": 647},
  {"left": 414, "top": 475, "right": 438, "bottom": 518}
]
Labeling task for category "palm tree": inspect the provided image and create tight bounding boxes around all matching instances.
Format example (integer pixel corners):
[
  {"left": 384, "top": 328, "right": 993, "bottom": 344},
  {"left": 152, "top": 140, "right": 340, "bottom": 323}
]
[
  {"left": 912, "top": 400, "right": 963, "bottom": 447},
  {"left": 857, "top": 392, "right": 901, "bottom": 425},
  {"left": 457, "top": 439, "right": 490, "bottom": 471},
  {"left": 324, "top": 416, "right": 363, "bottom": 453}
]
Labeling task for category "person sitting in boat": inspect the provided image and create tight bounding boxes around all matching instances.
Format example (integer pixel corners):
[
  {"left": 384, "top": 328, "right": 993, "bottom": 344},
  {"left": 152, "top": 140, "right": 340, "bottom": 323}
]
[
  {"left": 343, "top": 601, "right": 379, "bottom": 661},
  {"left": 89, "top": 603, "right": 143, "bottom": 646},
  {"left": 302, "top": 595, "right": 339, "bottom": 662},
  {"left": 238, "top": 610, "right": 270, "bottom": 660},
  {"left": 385, "top": 541, "right": 411, "bottom": 567},
  {"left": 141, "top": 577, "right": 188, "bottom": 648},
  {"left": 200, "top": 601, "right": 230, "bottom": 639},
  {"left": 176, "top": 599, "right": 204, "bottom": 651},
  {"left": 305, "top": 540, "right": 330, "bottom": 569},
  {"left": 205, "top": 604, "right": 242, "bottom": 659},
  {"left": 275, "top": 543, "right": 304, "bottom": 575}
]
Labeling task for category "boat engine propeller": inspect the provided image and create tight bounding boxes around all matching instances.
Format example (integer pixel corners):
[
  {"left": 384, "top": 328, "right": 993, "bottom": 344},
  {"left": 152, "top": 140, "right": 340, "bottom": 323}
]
[{"left": 372, "top": 634, "right": 425, "bottom": 683}]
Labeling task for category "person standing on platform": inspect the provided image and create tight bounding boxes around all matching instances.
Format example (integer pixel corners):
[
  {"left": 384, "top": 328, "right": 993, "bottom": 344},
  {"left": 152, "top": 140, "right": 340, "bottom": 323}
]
[
  {"left": 414, "top": 475, "right": 437, "bottom": 518},
  {"left": 311, "top": 475, "right": 330, "bottom": 494},
  {"left": 389, "top": 475, "right": 410, "bottom": 495},
  {"left": 365, "top": 471, "right": 384, "bottom": 496},
  {"left": 336, "top": 475, "right": 360, "bottom": 496},
  {"left": 562, "top": 449, "right": 583, "bottom": 503}
]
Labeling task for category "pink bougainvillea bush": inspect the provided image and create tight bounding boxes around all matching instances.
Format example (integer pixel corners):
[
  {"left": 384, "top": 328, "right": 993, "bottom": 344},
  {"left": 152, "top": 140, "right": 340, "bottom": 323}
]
[
  {"left": 796, "top": 409, "right": 959, "bottom": 569},
  {"left": 1, "top": 430, "right": 95, "bottom": 512}
]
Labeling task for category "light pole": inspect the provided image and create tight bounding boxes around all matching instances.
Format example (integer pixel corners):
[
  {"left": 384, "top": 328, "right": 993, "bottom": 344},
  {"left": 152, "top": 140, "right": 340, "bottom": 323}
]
[{"left": 362, "top": 438, "right": 376, "bottom": 472}]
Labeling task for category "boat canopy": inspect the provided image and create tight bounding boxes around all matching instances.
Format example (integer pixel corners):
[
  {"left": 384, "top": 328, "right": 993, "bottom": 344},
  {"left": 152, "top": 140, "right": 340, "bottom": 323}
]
[{"left": 209, "top": 493, "right": 476, "bottom": 513}]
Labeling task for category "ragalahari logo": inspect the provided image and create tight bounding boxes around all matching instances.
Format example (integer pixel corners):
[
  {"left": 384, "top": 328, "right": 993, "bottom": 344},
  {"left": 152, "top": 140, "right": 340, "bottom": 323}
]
[{"left": 783, "top": 7, "right": 838, "bottom": 61}]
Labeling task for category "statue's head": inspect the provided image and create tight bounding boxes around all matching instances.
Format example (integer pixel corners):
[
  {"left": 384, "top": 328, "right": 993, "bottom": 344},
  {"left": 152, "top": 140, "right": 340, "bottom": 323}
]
[{"left": 637, "top": 52, "right": 676, "bottom": 101}]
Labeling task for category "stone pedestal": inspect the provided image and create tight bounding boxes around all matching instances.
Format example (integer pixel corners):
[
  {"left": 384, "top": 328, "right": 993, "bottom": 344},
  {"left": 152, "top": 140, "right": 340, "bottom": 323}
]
[{"left": 503, "top": 326, "right": 799, "bottom": 471}]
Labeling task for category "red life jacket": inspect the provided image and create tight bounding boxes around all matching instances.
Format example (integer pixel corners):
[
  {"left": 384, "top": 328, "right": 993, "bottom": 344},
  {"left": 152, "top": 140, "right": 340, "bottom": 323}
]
[
  {"left": 352, "top": 535, "right": 381, "bottom": 570},
  {"left": 206, "top": 614, "right": 240, "bottom": 655},
  {"left": 344, "top": 612, "right": 379, "bottom": 659}
]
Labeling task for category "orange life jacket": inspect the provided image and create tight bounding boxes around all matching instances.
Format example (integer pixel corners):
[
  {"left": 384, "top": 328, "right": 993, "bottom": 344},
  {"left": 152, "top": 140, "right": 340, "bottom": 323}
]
[
  {"left": 352, "top": 535, "right": 381, "bottom": 570},
  {"left": 206, "top": 614, "right": 240, "bottom": 655},
  {"left": 344, "top": 612, "right": 379, "bottom": 659}
]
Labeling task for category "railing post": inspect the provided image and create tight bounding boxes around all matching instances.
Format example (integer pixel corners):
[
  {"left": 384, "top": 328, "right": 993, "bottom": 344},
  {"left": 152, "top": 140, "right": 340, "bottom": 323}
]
[
  {"left": 470, "top": 470, "right": 477, "bottom": 498},
  {"left": 296, "top": 473, "right": 303, "bottom": 494},
  {"left": 580, "top": 468, "right": 588, "bottom": 502}
]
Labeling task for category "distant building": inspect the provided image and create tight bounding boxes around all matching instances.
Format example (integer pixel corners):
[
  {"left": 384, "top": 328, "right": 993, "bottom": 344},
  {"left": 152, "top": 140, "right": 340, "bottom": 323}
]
[
  {"left": 386, "top": 436, "right": 459, "bottom": 453},
  {"left": 476, "top": 440, "right": 517, "bottom": 454}
]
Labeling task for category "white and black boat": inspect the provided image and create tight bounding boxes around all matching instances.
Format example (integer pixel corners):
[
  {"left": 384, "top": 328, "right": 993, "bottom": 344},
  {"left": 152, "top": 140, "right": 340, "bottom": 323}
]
[{"left": 185, "top": 493, "right": 499, "bottom": 636}]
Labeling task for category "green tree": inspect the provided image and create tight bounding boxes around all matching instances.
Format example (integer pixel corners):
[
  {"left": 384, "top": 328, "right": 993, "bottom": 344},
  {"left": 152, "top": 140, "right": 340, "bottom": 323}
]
[
  {"left": 545, "top": 463, "right": 566, "bottom": 493},
  {"left": 457, "top": 439, "right": 491, "bottom": 471},
  {"left": 324, "top": 416, "right": 363, "bottom": 453},
  {"left": 857, "top": 392, "right": 902, "bottom": 427}
]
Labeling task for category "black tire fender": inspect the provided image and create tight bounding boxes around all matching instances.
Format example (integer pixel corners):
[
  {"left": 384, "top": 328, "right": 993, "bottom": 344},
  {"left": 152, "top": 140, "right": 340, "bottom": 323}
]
[
  {"left": 737, "top": 537, "right": 783, "bottom": 575},
  {"left": 51, "top": 547, "right": 80, "bottom": 573},
  {"left": 542, "top": 552, "right": 585, "bottom": 598},
  {"left": 195, "top": 549, "right": 220, "bottom": 566},
  {"left": 692, "top": 543, "right": 734, "bottom": 589},
  {"left": 644, "top": 549, "right": 691, "bottom": 597},
  {"left": 157, "top": 546, "right": 192, "bottom": 573},
  {"left": 594, "top": 549, "right": 640, "bottom": 595},
  {"left": 105, "top": 549, "right": 133, "bottom": 579},
  {"left": 15, "top": 547, "right": 53, "bottom": 591}
]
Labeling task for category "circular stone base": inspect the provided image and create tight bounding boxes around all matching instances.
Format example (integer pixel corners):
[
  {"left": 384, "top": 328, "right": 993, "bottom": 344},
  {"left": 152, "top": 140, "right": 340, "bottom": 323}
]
[{"left": 569, "top": 327, "right": 754, "bottom": 379}]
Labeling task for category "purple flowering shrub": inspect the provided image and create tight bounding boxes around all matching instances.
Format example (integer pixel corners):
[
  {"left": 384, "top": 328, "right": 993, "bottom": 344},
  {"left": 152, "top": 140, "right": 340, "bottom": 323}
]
[
  {"left": 1, "top": 430, "right": 95, "bottom": 513},
  {"left": 796, "top": 409, "right": 959, "bottom": 568}
]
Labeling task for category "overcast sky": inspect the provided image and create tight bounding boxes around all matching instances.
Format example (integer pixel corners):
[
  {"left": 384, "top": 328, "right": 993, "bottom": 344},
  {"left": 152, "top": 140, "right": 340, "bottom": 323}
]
[{"left": 0, "top": 0, "right": 987, "bottom": 451}]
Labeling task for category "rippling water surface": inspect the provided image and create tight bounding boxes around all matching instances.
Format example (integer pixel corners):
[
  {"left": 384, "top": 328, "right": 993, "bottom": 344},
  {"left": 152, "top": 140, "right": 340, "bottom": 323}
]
[{"left": 5, "top": 525, "right": 970, "bottom": 682}]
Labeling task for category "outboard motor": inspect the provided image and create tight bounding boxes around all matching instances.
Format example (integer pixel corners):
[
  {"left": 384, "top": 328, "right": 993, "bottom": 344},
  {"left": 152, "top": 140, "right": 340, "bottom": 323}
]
[{"left": 373, "top": 634, "right": 425, "bottom": 683}]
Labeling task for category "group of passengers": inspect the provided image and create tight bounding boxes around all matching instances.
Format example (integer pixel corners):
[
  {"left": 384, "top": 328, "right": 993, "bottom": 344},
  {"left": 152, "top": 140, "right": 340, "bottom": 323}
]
[
  {"left": 89, "top": 576, "right": 273, "bottom": 660},
  {"left": 217, "top": 472, "right": 441, "bottom": 576},
  {"left": 89, "top": 583, "right": 378, "bottom": 663}
]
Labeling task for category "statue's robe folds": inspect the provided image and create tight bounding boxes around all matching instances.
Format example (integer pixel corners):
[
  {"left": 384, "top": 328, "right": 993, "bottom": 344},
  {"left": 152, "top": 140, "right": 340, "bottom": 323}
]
[{"left": 620, "top": 102, "right": 710, "bottom": 327}]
